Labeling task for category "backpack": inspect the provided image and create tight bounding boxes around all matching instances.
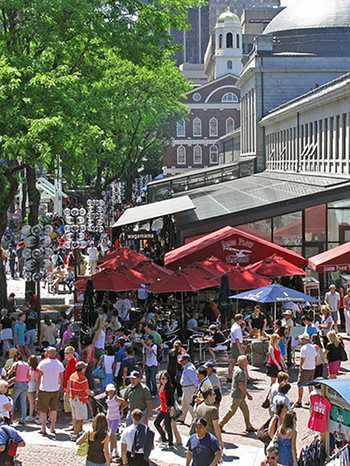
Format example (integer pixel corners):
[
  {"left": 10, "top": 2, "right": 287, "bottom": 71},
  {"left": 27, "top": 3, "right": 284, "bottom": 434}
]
[
  {"left": 156, "top": 344, "right": 163, "bottom": 364},
  {"left": 0, "top": 426, "right": 18, "bottom": 466}
]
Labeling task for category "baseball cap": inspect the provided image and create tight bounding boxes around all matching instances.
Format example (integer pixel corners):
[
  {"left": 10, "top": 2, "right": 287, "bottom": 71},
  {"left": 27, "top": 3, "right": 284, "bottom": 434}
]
[
  {"left": 129, "top": 370, "right": 141, "bottom": 379},
  {"left": 195, "top": 418, "right": 207, "bottom": 427},
  {"left": 283, "top": 310, "right": 293, "bottom": 316},
  {"left": 105, "top": 383, "right": 116, "bottom": 392},
  {"left": 204, "top": 361, "right": 216, "bottom": 368},
  {"left": 299, "top": 333, "right": 310, "bottom": 340},
  {"left": 179, "top": 353, "right": 190, "bottom": 361}
]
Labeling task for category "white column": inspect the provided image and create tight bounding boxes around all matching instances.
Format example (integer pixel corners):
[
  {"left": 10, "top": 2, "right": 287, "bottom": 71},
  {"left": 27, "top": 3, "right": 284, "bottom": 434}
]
[{"left": 346, "top": 113, "right": 350, "bottom": 174}]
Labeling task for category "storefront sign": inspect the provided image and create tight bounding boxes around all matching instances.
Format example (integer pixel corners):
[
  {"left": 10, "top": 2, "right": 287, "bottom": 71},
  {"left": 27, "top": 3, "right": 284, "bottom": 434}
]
[
  {"left": 126, "top": 231, "right": 155, "bottom": 240},
  {"left": 323, "top": 264, "right": 350, "bottom": 273},
  {"left": 221, "top": 237, "right": 254, "bottom": 265}
]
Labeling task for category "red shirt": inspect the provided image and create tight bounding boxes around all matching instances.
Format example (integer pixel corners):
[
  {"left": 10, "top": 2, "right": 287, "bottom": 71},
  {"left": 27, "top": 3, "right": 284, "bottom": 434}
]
[
  {"left": 308, "top": 393, "right": 331, "bottom": 433},
  {"left": 70, "top": 372, "right": 89, "bottom": 404},
  {"left": 267, "top": 347, "right": 281, "bottom": 365},
  {"left": 82, "top": 344, "right": 95, "bottom": 363},
  {"left": 159, "top": 389, "right": 167, "bottom": 413},
  {"left": 64, "top": 357, "right": 77, "bottom": 390}
]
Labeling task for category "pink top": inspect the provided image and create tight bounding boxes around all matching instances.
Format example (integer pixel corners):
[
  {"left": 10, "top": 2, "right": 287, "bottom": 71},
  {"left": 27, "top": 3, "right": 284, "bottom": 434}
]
[
  {"left": 267, "top": 346, "right": 281, "bottom": 365},
  {"left": 106, "top": 396, "right": 121, "bottom": 421},
  {"left": 13, "top": 361, "right": 29, "bottom": 383},
  {"left": 308, "top": 393, "right": 331, "bottom": 433}
]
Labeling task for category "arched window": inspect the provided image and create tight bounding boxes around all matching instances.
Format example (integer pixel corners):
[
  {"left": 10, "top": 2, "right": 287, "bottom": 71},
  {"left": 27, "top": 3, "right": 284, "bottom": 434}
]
[
  {"left": 236, "top": 34, "right": 240, "bottom": 49},
  {"left": 193, "top": 145, "right": 202, "bottom": 164},
  {"left": 219, "top": 34, "right": 223, "bottom": 48},
  {"left": 209, "top": 117, "right": 218, "bottom": 137},
  {"left": 226, "top": 32, "right": 233, "bottom": 48},
  {"left": 227, "top": 60, "right": 233, "bottom": 70},
  {"left": 210, "top": 145, "right": 219, "bottom": 164},
  {"left": 222, "top": 92, "right": 238, "bottom": 103},
  {"left": 176, "top": 119, "right": 185, "bottom": 137},
  {"left": 193, "top": 117, "right": 202, "bottom": 137},
  {"left": 226, "top": 117, "right": 235, "bottom": 134},
  {"left": 177, "top": 146, "right": 186, "bottom": 165}
]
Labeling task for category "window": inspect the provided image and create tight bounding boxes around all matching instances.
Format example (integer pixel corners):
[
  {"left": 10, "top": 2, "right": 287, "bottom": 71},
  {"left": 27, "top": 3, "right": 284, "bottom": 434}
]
[
  {"left": 226, "top": 117, "right": 235, "bottom": 133},
  {"left": 219, "top": 34, "right": 223, "bottom": 48},
  {"left": 176, "top": 119, "right": 185, "bottom": 137},
  {"left": 209, "top": 117, "right": 218, "bottom": 137},
  {"left": 226, "top": 32, "right": 233, "bottom": 48},
  {"left": 193, "top": 117, "right": 202, "bottom": 137},
  {"left": 236, "top": 34, "right": 240, "bottom": 48},
  {"left": 209, "top": 145, "right": 219, "bottom": 164},
  {"left": 222, "top": 92, "right": 238, "bottom": 103},
  {"left": 193, "top": 145, "right": 202, "bottom": 164},
  {"left": 177, "top": 146, "right": 186, "bottom": 165},
  {"left": 227, "top": 60, "right": 233, "bottom": 70}
]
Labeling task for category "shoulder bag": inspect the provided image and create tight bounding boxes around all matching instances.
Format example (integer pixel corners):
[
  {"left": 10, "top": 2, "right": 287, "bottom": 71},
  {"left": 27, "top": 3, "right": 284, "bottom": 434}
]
[{"left": 76, "top": 431, "right": 90, "bottom": 457}]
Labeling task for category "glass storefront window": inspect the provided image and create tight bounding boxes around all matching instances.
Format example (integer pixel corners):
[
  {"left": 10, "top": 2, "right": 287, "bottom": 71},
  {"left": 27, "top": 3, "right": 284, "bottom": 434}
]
[
  {"left": 305, "top": 205, "right": 326, "bottom": 242},
  {"left": 327, "top": 209, "right": 350, "bottom": 242},
  {"left": 273, "top": 212, "right": 302, "bottom": 246},
  {"left": 328, "top": 198, "right": 350, "bottom": 208},
  {"left": 236, "top": 219, "right": 272, "bottom": 241}
]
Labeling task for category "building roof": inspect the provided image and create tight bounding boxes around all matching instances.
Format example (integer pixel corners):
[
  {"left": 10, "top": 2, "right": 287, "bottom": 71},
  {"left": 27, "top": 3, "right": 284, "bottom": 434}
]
[
  {"left": 218, "top": 7, "right": 240, "bottom": 25},
  {"left": 264, "top": 0, "right": 350, "bottom": 35}
]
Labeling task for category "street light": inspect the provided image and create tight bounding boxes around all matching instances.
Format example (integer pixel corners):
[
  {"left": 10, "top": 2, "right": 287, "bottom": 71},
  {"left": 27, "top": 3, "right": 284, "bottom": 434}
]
[
  {"left": 63, "top": 207, "right": 88, "bottom": 277},
  {"left": 22, "top": 224, "right": 53, "bottom": 337}
]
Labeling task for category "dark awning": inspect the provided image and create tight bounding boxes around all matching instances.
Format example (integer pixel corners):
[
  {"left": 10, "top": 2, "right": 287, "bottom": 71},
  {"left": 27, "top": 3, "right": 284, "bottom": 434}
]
[{"left": 113, "top": 196, "right": 195, "bottom": 228}]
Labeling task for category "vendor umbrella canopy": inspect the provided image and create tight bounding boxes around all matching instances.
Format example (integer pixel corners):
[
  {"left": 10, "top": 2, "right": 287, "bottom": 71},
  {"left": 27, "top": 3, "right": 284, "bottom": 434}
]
[
  {"left": 181, "top": 262, "right": 222, "bottom": 281},
  {"left": 132, "top": 261, "right": 173, "bottom": 283},
  {"left": 247, "top": 254, "right": 307, "bottom": 277},
  {"left": 226, "top": 267, "right": 271, "bottom": 290},
  {"left": 309, "top": 241, "right": 350, "bottom": 272},
  {"left": 74, "top": 268, "right": 143, "bottom": 292},
  {"left": 98, "top": 247, "right": 151, "bottom": 266},
  {"left": 148, "top": 270, "right": 216, "bottom": 293},
  {"left": 200, "top": 256, "right": 233, "bottom": 274},
  {"left": 230, "top": 283, "right": 319, "bottom": 321}
]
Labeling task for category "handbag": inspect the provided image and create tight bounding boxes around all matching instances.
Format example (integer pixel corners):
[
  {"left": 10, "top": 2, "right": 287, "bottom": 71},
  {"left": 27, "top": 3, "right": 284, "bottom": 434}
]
[
  {"left": 257, "top": 418, "right": 272, "bottom": 445},
  {"left": 261, "top": 388, "right": 271, "bottom": 409},
  {"left": 92, "top": 362, "right": 106, "bottom": 379},
  {"left": 171, "top": 401, "right": 183, "bottom": 421},
  {"left": 339, "top": 342, "right": 348, "bottom": 362},
  {"left": 76, "top": 431, "right": 90, "bottom": 457}
]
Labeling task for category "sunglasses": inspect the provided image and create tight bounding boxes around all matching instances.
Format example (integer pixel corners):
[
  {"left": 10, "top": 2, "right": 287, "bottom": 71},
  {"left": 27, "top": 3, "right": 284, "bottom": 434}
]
[{"left": 267, "top": 456, "right": 276, "bottom": 460}]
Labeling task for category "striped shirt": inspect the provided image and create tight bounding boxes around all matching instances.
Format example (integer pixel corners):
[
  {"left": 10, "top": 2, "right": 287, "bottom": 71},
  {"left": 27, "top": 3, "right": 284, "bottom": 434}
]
[
  {"left": 106, "top": 396, "right": 121, "bottom": 421},
  {"left": 69, "top": 372, "right": 89, "bottom": 403}
]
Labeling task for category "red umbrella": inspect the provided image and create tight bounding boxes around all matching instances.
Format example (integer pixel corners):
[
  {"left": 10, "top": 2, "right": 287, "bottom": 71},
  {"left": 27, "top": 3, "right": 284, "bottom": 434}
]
[
  {"left": 247, "top": 254, "right": 307, "bottom": 277},
  {"left": 225, "top": 267, "right": 271, "bottom": 290},
  {"left": 74, "top": 267, "right": 144, "bottom": 292},
  {"left": 132, "top": 261, "right": 173, "bottom": 283},
  {"left": 181, "top": 262, "right": 222, "bottom": 281},
  {"left": 148, "top": 270, "right": 216, "bottom": 293},
  {"left": 201, "top": 256, "right": 233, "bottom": 274},
  {"left": 98, "top": 247, "right": 151, "bottom": 266}
]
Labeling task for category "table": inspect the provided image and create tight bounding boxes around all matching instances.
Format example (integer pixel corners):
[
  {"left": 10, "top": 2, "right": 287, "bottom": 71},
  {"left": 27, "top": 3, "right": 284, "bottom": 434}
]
[{"left": 193, "top": 337, "right": 210, "bottom": 361}]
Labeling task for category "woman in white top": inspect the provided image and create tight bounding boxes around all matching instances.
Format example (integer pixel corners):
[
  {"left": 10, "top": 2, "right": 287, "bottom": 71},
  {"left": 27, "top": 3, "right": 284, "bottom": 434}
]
[
  {"left": 0, "top": 380, "right": 13, "bottom": 423},
  {"left": 97, "top": 345, "right": 115, "bottom": 390},
  {"left": 319, "top": 305, "right": 333, "bottom": 344},
  {"left": 93, "top": 317, "right": 107, "bottom": 360}
]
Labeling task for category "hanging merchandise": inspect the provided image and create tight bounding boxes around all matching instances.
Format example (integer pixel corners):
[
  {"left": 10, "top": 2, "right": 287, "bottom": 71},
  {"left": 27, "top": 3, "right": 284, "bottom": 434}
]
[
  {"left": 308, "top": 392, "right": 332, "bottom": 433},
  {"left": 297, "top": 437, "right": 326, "bottom": 466}
]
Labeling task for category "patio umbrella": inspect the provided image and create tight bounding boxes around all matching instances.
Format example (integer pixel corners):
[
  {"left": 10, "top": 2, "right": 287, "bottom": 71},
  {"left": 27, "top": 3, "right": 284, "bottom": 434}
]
[
  {"left": 181, "top": 263, "right": 221, "bottom": 281},
  {"left": 226, "top": 267, "right": 271, "bottom": 290},
  {"left": 74, "top": 268, "right": 143, "bottom": 292},
  {"left": 200, "top": 256, "right": 233, "bottom": 274},
  {"left": 230, "top": 283, "right": 319, "bottom": 321},
  {"left": 132, "top": 261, "right": 173, "bottom": 283},
  {"left": 98, "top": 247, "right": 151, "bottom": 266},
  {"left": 148, "top": 270, "right": 216, "bottom": 328},
  {"left": 247, "top": 254, "right": 306, "bottom": 277}
]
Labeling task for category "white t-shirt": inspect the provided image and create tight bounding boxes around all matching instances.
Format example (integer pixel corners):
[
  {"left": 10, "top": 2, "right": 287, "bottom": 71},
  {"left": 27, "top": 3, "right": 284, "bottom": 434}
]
[
  {"left": 114, "top": 299, "right": 132, "bottom": 321},
  {"left": 272, "top": 393, "right": 291, "bottom": 413},
  {"left": 0, "top": 394, "right": 11, "bottom": 417},
  {"left": 143, "top": 344, "right": 158, "bottom": 367},
  {"left": 300, "top": 343, "right": 317, "bottom": 370},
  {"left": 38, "top": 358, "right": 65, "bottom": 392},
  {"left": 87, "top": 246, "right": 98, "bottom": 261},
  {"left": 321, "top": 315, "right": 333, "bottom": 336},
  {"left": 230, "top": 322, "right": 243, "bottom": 344},
  {"left": 325, "top": 291, "right": 340, "bottom": 312},
  {"left": 121, "top": 424, "right": 144, "bottom": 453}
]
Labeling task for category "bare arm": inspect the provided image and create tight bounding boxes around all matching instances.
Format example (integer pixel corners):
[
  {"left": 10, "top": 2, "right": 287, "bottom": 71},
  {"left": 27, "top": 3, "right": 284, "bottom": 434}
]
[
  {"left": 238, "top": 381, "right": 252, "bottom": 400},
  {"left": 103, "top": 436, "right": 110, "bottom": 466},
  {"left": 76, "top": 430, "right": 87, "bottom": 446},
  {"left": 121, "top": 442, "right": 128, "bottom": 466},
  {"left": 186, "top": 450, "right": 193, "bottom": 466},
  {"left": 292, "top": 430, "right": 297, "bottom": 466},
  {"left": 213, "top": 419, "right": 224, "bottom": 449},
  {"left": 59, "top": 371, "right": 64, "bottom": 391},
  {"left": 268, "top": 416, "right": 278, "bottom": 439},
  {"left": 209, "top": 450, "right": 222, "bottom": 466},
  {"left": 36, "top": 370, "right": 43, "bottom": 393}
]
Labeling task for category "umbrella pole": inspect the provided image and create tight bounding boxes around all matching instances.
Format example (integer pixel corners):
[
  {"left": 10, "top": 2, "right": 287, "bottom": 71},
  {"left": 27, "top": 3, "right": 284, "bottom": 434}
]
[
  {"left": 181, "top": 292, "right": 185, "bottom": 332},
  {"left": 274, "top": 302, "right": 277, "bottom": 323}
]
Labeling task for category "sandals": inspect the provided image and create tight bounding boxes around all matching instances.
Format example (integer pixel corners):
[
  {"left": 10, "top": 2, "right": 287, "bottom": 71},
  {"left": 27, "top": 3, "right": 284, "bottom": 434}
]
[{"left": 293, "top": 402, "right": 302, "bottom": 408}]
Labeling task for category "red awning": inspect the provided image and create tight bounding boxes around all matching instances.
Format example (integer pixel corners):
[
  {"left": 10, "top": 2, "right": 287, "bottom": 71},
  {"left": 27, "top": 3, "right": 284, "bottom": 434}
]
[
  {"left": 165, "top": 226, "right": 307, "bottom": 269},
  {"left": 74, "top": 269, "right": 143, "bottom": 292},
  {"left": 247, "top": 254, "right": 307, "bottom": 277},
  {"left": 309, "top": 242, "right": 350, "bottom": 272}
]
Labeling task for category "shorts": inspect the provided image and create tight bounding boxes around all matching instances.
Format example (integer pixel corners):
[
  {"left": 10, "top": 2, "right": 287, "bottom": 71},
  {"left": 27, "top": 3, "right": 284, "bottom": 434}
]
[
  {"left": 64, "top": 391, "right": 71, "bottom": 413},
  {"left": 26, "top": 329, "right": 37, "bottom": 345},
  {"left": 266, "top": 363, "right": 279, "bottom": 379},
  {"left": 328, "top": 360, "right": 341, "bottom": 375},
  {"left": 297, "top": 369, "right": 315, "bottom": 386},
  {"left": 108, "top": 418, "right": 120, "bottom": 435},
  {"left": 69, "top": 398, "right": 88, "bottom": 421},
  {"left": 94, "top": 348, "right": 104, "bottom": 360},
  {"left": 213, "top": 345, "right": 227, "bottom": 351},
  {"left": 37, "top": 390, "right": 60, "bottom": 412},
  {"left": 331, "top": 311, "right": 338, "bottom": 323},
  {"left": 230, "top": 343, "right": 240, "bottom": 360}
]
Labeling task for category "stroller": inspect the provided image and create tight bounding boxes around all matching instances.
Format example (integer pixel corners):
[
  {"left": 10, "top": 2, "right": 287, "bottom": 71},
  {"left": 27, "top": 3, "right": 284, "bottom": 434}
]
[{"left": 91, "top": 393, "right": 107, "bottom": 417}]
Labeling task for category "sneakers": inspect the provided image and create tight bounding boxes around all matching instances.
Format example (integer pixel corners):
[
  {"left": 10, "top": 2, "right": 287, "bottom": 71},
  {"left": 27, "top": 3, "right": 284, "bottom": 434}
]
[
  {"left": 18, "top": 421, "right": 25, "bottom": 426},
  {"left": 26, "top": 416, "right": 34, "bottom": 422}
]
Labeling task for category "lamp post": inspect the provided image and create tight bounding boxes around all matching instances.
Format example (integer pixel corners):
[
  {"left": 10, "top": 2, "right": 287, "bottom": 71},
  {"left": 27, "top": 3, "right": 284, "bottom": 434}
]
[
  {"left": 63, "top": 207, "right": 88, "bottom": 278},
  {"left": 22, "top": 224, "right": 53, "bottom": 337}
]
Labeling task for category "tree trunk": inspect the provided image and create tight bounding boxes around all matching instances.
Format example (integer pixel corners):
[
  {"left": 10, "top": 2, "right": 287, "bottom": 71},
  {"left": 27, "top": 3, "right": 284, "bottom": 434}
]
[
  {"left": 0, "top": 170, "right": 19, "bottom": 308},
  {"left": 25, "top": 166, "right": 41, "bottom": 296}
]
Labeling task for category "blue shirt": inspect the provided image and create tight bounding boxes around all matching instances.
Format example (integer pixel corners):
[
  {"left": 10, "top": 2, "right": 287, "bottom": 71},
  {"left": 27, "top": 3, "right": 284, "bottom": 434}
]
[
  {"left": 0, "top": 423, "right": 24, "bottom": 447},
  {"left": 180, "top": 362, "right": 198, "bottom": 387},
  {"left": 305, "top": 323, "right": 317, "bottom": 337},
  {"left": 14, "top": 321, "right": 26, "bottom": 346},
  {"left": 116, "top": 347, "right": 125, "bottom": 377},
  {"left": 187, "top": 432, "right": 221, "bottom": 466}
]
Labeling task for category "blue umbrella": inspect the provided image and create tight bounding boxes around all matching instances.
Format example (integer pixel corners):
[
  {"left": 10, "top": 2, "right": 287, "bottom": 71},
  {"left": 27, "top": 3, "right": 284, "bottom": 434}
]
[
  {"left": 230, "top": 284, "right": 319, "bottom": 321},
  {"left": 218, "top": 273, "right": 231, "bottom": 329}
]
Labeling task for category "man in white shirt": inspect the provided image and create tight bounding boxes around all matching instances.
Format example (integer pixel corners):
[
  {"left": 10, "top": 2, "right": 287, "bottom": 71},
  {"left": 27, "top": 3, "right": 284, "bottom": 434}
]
[
  {"left": 113, "top": 292, "right": 132, "bottom": 323},
  {"left": 227, "top": 314, "right": 244, "bottom": 382},
  {"left": 121, "top": 408, "right": 154, "bottom": 466},
  {"left": 37, "top": 347, "right": 65, "bottom": 435},
  {"left": 87, "top": 243, "right": 98, "bottom": 275},
  {"left": 141, "top": 335, "right": 158, "bottom": 398},
  {"left": 293, "top": 333, "right": 317, "bottom": 408},
  {"left": 325, "top": 284, "right": 340, "bottom": 333}
]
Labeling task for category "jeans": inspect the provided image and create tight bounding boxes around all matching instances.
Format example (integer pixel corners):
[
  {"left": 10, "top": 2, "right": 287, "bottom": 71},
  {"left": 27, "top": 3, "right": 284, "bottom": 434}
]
[
  {"left": 154, "top": 411, "right": 173, "bottom": 445},
  {"left": 145, "top": 365, "right": 157, "bottom": 396},
  {"left": 86, "top": 461, "right": 107, "bottom": 466},
  {"left": 11, "top": 382, "right": 28, "bottom": 423}
]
